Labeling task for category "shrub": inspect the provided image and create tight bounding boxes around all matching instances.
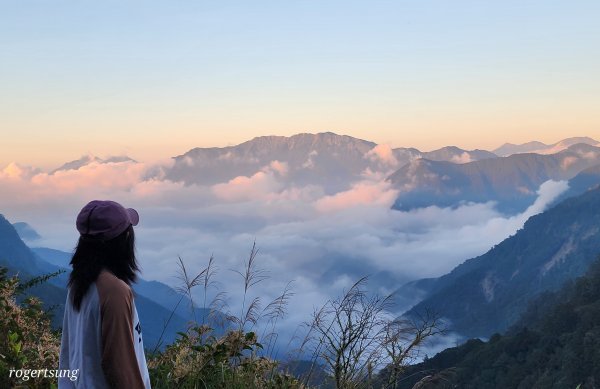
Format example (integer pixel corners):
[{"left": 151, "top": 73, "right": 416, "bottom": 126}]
[
  {"left": 148, "top": 325, "right": 305, "bottom": 388},
  {"left": 0, "top": 268, "right": 61, "bottom": 389}
]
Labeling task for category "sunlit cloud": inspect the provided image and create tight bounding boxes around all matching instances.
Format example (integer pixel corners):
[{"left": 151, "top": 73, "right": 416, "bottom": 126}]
[
  {"left": 365, "top": 144, "right": 399, "bottom": 169},
  {"left": 314, "top": 181, "right": 398, "bottom": 213}
]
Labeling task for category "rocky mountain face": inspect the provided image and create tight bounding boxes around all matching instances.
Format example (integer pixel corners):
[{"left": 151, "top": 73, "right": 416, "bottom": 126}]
[
  {"left": 402, "top": 185, "right": 600, "bottom": 339},
  {"left": 164, "top": 132, "right": 499, "bottom": 192},
  {"left": 166, "top": 132, "right": 377, "bottom": 191}
]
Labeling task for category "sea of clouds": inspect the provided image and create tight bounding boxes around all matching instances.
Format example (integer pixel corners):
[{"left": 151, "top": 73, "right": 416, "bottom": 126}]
[{"left": 0, "top": 157, "right": 569, "bottom": 356}]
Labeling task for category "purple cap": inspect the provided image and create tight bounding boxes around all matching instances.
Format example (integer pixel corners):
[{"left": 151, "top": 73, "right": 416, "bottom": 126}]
[{"left": 76, "top": 200, "right": 139, "bottom": 240}]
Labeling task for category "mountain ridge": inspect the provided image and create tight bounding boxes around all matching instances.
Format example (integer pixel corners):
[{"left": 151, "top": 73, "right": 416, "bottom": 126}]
[
  {"left": 390, "top": 258, "right": 600, "bottom": 388},
  {"left": 389, "top": 143, "right": 600, "bottom": 213},
  {"left": 51, "top": 154, "right": 136, "bottom": 174},
  {"left": 403, "top": 184, "right": 600, "bottom": 338},
  {"left": 493, "top": 136, "right": 599, "bottom": 156}
]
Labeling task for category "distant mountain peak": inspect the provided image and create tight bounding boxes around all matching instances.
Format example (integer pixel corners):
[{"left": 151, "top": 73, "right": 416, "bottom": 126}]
[
  {"left": 494, "top": 137, "right": 599, "bottom": 157},
  {"left": 435, "top": 146, "right": 462, "bottom": 152},
  {"left": 12, "top": 222, "right": 41, "bottom": 241},
  {"left": 497, "top": 140, "right": 547, "bottom": 148},
  {"left": 242, "top": 132, "right": 375, "bottom": 147},
  {"left": 422, "top": 146, "right": 497, "bottom": 164},
  {"left": 168, "top": 132, "right": 379, "bottom": 190},
  {"left": 556, "top": 136, "right": 599, "bottom": 146},
  {"left": 51, "top": 154, "right": 136, "bottom": 173},
  {"left": 180, "top": 132, "right": 375, "bottom": 157},
  {"left": 565, "top": 142, "right": 600, "bottom": 151}
]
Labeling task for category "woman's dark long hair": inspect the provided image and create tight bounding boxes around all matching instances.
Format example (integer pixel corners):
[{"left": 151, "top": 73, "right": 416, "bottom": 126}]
[{"left": 68, "top": 225, "right": 139, "bottom": 310}]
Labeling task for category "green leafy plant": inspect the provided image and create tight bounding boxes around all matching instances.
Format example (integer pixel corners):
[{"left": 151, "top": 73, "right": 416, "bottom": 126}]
[{"left": 0, "top": 267, "right": 61, "bottom": 389}]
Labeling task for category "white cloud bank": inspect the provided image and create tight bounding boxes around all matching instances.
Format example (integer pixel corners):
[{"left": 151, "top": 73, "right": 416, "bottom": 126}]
[{"left": 0, "top": 159, "right": 569, "bottom": 353}]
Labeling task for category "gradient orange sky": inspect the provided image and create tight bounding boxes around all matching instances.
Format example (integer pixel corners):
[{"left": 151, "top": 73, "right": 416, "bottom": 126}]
[{"left": 1, "top": 1, "right": 599, "bottom": 169}]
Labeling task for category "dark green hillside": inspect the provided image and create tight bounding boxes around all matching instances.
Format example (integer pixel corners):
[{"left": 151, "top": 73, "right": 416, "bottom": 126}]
[
  {"left": 391, "top": 258, "right": 600, "bottom": 389},
  {"left": 405, "top": 185, "right": 600, "bottom": 338}
]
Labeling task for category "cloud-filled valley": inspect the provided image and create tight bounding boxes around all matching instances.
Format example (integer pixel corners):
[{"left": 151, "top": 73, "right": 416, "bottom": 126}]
[{"left": 0, "top": 135, "right": 575, "bottom": 352}]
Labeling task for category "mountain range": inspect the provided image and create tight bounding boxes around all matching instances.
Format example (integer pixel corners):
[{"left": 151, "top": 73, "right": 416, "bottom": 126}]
[
  {"left": 33, "top": 133, "right": 600, "bottom": 214},
  {"left": 403, "top": 184, "right": 600, "bottom": 339},
  {"left": 165, "top": 132, "right": 497, "bottom": 192},
  {"left": 390, "top": 143, "right": 600, "bottom": 213}
]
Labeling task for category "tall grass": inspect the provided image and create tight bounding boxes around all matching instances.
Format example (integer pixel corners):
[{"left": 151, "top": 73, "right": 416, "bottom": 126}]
[
  {"left": 148, "top": 244, "right": 444, "bottom": 389},
  {"left": 291, "top": 277, "right": 444, "bottom": 389},
  {"left": 147, "top": 242, "right": 306, "bottom": 388}
]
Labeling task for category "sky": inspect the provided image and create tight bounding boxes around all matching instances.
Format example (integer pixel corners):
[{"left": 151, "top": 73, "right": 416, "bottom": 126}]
[{"left": 1, "top": 0, "right": 599, "bottom": 169}]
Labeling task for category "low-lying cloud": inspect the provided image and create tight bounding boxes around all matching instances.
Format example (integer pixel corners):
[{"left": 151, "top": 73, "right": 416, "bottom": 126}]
[{"left": 0, "top": 159, "right": 569, "bottom": 354}]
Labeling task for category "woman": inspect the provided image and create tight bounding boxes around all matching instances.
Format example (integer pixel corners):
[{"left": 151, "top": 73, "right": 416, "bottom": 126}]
[{"left": 59, "top": 200, "right": 151, "bottom": 388}]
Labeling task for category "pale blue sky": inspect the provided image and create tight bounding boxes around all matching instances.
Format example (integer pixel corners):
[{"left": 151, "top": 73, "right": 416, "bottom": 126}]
[{"left": 1, "top": 1, "right": 599, "bottom": 167}]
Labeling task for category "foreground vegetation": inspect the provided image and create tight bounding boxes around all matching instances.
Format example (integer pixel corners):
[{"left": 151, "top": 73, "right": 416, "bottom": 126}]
[
  {"left": 5, "top": 249, "right": 600, "bottom": 388},
  {"left": 0, "top": 244, "right": 440, "bottom": 388},
  {"left": 148, "top": 325, "right": 305, "bottom": 388},
  {"left": 0, "top": 268, "right": 61, "bottom": 389},
  {"left": 146, "top": 244, "right": 441, "bottom": 388}
]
